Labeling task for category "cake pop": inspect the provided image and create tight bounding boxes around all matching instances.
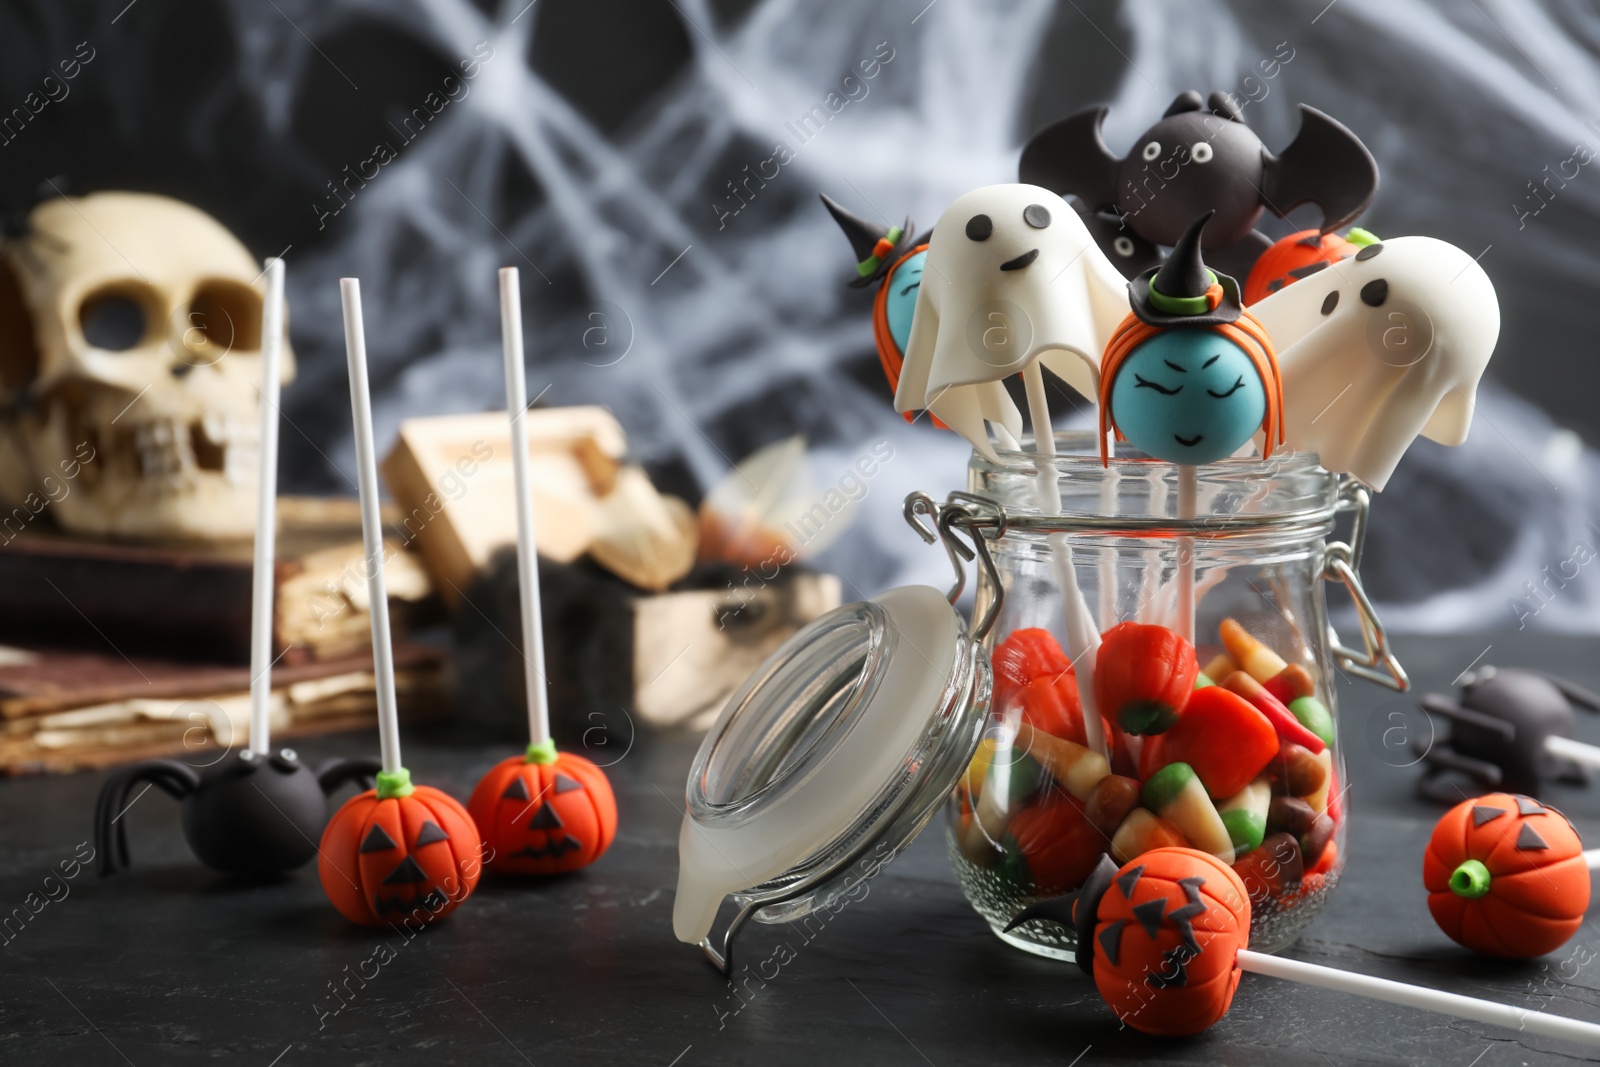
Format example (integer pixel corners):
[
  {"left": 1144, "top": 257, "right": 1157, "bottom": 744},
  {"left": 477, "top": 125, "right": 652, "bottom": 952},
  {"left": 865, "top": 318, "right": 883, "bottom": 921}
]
[
  {"left": 1012, "top": 847, "right": 1600, "bottom": 1044},
  {"left": 93, "top": 258, "right": 378, "bottom": 878},
  {"left": 465, "top": 268, "right": 617, "bottom": 877},
  {"left": 1417, "top": 666, "right": 1600, "bottom": 799},
  {"left": 1020, "top": 90, "right": 1377, "bottom": 281},
  {"left": 317, "top": 278, "right": 482, "bottom": 925},
  {"left": 1424, "top": 793, "right": 1590, "bottom": 959}
]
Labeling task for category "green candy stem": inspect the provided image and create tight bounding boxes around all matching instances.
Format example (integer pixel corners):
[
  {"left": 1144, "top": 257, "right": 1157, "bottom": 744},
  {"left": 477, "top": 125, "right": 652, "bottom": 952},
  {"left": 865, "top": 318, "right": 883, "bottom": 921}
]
[
  {"left": 375, "top": 767, "right": 414, "bottom": 800},
  {"left": 525, "top": 739, "right": 559, "bottom": 765},
  {"left": 1449, "top": 858, "right": 1492, "bottom": 899}
]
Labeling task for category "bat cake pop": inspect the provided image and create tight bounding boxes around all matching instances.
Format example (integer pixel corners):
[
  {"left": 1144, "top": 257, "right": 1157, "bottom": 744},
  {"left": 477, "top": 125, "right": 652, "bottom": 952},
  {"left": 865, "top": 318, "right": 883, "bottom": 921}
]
[
  {"left": 1012, "top": 847, "right": 1600, "bottom": 1045},
  {"left": 1020, "top": 90, "right": 1377, "bottom": 282},
  {"left": 93, "top": 258, "right": 378, "bottom": 878},
  {"left": 466, "top": 268, "right": 618, "bottom": 876},
  {"left": 317, "top": 278, "right": 482, "bottom": 926},
  {"left": 1415, "top": 666, "right": 1600, "bottom": 800}
]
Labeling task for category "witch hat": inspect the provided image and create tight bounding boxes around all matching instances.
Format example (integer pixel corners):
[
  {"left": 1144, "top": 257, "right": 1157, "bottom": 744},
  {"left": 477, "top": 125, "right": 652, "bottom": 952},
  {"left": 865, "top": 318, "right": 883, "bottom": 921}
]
[
  {"left": 820, "top": 193, "right": 915, "bottom": 288},
  {"left": 1128, "top": 211, "right": 1244, "bottom": 328}
]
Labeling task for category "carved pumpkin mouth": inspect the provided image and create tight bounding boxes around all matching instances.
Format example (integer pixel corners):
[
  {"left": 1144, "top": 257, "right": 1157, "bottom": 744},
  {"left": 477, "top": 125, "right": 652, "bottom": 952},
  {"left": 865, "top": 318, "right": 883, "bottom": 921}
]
[
  {"left": 373, "top": 887, "right": 449, "bottom": 915},
  {"left": 514, "top": 838, "right": 581, "bottom": 860}
]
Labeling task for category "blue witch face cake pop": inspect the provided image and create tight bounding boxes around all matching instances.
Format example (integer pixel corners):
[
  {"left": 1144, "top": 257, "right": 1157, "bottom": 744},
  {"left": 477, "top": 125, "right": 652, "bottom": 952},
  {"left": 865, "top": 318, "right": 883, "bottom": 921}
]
[{"left": 1098, "top": 212, "right": 1284, "bottom": 466}]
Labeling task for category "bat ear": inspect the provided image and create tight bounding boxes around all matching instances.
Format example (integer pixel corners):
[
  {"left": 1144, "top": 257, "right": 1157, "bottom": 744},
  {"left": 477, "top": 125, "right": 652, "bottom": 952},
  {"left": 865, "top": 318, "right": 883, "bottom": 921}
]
[
  {"left": 1018, "top": 105, "right": 1119, "bottom": 211},
  {"left": 1164, "top": 89, "right": 1204, "bottom": 116},
  {"left": 1261, "top": 104, "right": 1379, "bottom": 232},
  {"left": 1207, "top": 90, "right": 1244, "bottom": 122}
]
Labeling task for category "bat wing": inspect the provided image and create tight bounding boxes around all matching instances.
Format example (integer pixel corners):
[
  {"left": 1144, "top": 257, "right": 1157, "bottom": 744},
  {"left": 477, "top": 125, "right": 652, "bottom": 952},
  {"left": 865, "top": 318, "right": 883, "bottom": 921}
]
[
  {"left": 1261, "top": 105, "right": 1378, "bottom": 232},
  {"left": 1018, "top": 106, "right": 1120, "bottom": 211}
]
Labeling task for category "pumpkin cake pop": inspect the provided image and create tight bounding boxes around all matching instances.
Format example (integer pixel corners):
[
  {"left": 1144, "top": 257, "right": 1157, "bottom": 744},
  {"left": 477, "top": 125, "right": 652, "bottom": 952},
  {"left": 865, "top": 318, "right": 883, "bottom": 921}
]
[
  {"left": 465, "top": 268, "right": 618, "bottom": 877},
  {"left": 93, "top": 258, "right": 378, "bottom": 879},
  {"left": 317, "top": 278, "right": 482, "bottom": 926},
  {"left": 1013, "top": 847, "right": 1600, "bottom": 1045}
]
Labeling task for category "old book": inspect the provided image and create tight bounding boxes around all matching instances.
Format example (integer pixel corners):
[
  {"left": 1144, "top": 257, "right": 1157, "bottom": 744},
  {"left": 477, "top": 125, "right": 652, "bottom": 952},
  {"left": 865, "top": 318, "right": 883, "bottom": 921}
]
[
  {"left": 0, "top": 496, "right": 432, "bottom": 665},
  {"left": 0, "top": 641, "right": 444, "bottom": 774}
]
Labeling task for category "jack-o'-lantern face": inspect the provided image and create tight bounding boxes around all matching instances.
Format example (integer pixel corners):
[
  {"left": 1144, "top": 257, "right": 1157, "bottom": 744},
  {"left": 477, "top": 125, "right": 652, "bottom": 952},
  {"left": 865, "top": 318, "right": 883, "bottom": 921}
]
[
  {"left": 1243, "top": 229, "right": 1362, "bottom": 305},
  {"left": 468, "top": 751, "right": 617, "bottom": 876},
  {"left": 1091, "top": 848, "right": 1251, "bottom": 1037},
  {"left": 318, "top": 785, "right": 482, "bottom": 927}
]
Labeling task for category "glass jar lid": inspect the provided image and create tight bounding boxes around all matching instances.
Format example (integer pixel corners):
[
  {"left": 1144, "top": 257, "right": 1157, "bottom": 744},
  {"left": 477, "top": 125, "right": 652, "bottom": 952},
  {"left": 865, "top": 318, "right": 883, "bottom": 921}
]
[{"left": 672, "top": 495, "right": 1000, "bottom": 973}]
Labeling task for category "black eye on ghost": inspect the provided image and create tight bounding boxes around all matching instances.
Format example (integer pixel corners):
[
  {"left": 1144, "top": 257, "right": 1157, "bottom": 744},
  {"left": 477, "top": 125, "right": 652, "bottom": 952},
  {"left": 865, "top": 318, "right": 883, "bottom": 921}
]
[
  {"left": 965, "top": 214, "right": 993, "bottom": 241},
  {"left": 1023, "top": 204, "right": 1051, "bottom": 229}
]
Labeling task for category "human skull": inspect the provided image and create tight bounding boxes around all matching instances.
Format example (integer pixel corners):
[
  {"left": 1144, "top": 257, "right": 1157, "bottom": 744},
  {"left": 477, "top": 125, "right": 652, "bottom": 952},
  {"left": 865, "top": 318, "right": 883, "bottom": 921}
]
[{"left": 0, "top": 192, "right": 294, "bottom": 540}]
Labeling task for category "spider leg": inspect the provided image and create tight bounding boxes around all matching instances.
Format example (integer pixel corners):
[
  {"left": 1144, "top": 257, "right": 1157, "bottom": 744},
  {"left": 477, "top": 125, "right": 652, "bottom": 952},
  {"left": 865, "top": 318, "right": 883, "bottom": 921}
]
[
  {"left": 1419, "top": 694, "right": 1517, "bottom": 739},
  {"left": 315, "top": 756, "right": 383, "bottom": 796},
  {"left": 1537, "top": 673, "right": 1600, "bottom": 715},
  {"left": 94, "top": 760, "right": 201, "bottom": 875},
  {"left": 1415, "top": 747, "right": 1504, "bottom": 803}
]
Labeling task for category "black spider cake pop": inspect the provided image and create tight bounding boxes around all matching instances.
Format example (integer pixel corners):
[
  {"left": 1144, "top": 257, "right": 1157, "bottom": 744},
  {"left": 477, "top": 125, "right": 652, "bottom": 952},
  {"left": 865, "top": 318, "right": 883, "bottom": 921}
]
[
  {"left": 1416, "top": 665, "right": 1600, "bottom": 800},
  {"left": 1019, "top": 89, "right": 1377, "bottom": 281},
  {"left": 95, "top": 749, "right": 379, "bottom": 876}
]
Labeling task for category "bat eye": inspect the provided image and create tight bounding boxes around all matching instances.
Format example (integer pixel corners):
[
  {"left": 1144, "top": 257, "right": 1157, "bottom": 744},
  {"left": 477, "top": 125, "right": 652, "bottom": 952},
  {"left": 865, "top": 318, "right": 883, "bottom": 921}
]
[
  {"left": 1023, "top": 203, "right": 1051, "bottom": 229},
  {"left": 1191, "top": 142, "right": 1214, "bottom": 163},
  {"left": 1141, "top": 140, "right": 1161, "bottom": 162},
  {"left": 965, "top": 214, "right": 993, "bottom": 241},
  {"left": 1113, "top": 236, "right": 1135, "bottom": 257}
]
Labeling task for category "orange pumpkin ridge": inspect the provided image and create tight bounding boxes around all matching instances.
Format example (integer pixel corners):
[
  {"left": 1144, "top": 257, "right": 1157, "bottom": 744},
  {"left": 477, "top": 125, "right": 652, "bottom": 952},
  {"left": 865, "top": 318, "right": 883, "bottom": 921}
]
[{"left": 1423, "top": 792, "right": 1588, "bottom": 959}]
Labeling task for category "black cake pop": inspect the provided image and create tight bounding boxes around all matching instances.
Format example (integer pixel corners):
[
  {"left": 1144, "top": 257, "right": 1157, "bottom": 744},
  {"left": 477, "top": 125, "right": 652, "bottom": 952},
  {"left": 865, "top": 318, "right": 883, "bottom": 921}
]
[
  {"left": 1020, "top": 90, "right": 1377, "bottom": 281},
  {"left": 1417, "top": 665, "right": 1600, "bottom": 800}
]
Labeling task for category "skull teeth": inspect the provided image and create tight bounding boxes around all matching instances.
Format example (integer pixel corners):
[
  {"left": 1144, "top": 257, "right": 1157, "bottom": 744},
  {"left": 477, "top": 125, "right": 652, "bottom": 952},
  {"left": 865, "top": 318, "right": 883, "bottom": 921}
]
[{"left": 126, "top": 416, "right": 258, "bottom": 484}]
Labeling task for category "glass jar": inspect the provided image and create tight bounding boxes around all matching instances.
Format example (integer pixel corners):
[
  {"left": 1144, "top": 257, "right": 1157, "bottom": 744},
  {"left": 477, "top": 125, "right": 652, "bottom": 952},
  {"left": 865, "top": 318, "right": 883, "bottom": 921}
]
[{"left": 947, "top": 432, "right": 1404, "bottom": 959}]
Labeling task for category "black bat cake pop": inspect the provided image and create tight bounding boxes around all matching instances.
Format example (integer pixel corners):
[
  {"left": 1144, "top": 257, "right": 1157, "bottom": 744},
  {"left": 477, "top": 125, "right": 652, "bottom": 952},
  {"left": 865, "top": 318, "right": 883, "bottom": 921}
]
[
  {"left": 1416, "top": 665, "right": 1600, "bottom": 800},
  {"left": 92, "top": 258, "right": 379, "bottom": 878},
  {"left": 1020, "top": 90, "right": 1377, "bottom": 281}
]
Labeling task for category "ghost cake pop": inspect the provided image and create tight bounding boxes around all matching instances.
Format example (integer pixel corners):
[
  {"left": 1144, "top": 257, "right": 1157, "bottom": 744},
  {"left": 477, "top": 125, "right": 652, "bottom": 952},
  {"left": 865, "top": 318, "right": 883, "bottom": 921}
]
[
  {"left": 317, "top": 279, "right": 482, "bottom": 926},
  {"left": 1247, "top": 234, "right": 1499, "bottom": 491},
  {"left": 1424, "top": 793, "right": 1592, "bottom": 959},
  {"left": 1417, "top": 666, "right": 1600, "bottom": 800},
  {"left": 465, "top": 268, "right": 618, "bottom": 877},
  {"left": 93, "top": 258, "right": 378, "bottom": 879},
  {"left": 1012, "top": 848, "right": 1600, "bottom": 1045},
  {"left": 820, "top": 194, "right": 931, "bottom": 421}
]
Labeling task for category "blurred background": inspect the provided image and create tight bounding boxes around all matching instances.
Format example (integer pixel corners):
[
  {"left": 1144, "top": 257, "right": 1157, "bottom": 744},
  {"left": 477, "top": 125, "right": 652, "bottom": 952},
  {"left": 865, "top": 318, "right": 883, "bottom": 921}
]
[{"left": 0, "top": 0, "right": 1595, "bottom": 631}]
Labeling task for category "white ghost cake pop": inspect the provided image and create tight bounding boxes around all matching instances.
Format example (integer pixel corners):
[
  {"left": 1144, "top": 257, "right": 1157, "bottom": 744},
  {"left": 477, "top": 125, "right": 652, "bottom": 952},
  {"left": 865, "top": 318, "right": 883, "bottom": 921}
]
[
  {"left": 1247, "top": 236, "right": 1499, "bottom": 490},
  {"left": 894, "top": 184, "right": 1129, "bottom": 460}
]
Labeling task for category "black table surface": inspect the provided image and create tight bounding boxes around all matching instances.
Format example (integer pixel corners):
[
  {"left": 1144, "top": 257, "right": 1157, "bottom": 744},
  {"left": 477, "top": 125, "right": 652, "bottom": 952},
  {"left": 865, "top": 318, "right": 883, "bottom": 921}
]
[{"left": 3, "top": 632, "right": 1599, "bottom": 1066}]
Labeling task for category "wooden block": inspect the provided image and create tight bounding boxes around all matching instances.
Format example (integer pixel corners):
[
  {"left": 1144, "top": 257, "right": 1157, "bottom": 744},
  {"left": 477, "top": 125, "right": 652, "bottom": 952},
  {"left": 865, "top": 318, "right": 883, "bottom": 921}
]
[{"left": 381, "top": 407, "right": 627, "bottom": 605}]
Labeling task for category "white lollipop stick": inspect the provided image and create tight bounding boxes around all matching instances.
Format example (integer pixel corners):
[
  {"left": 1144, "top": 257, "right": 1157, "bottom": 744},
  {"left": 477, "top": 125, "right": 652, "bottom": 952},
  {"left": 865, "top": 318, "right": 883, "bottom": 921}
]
[
  {"left": 339, "top": 278, "right": 402, "bottom": 775},
  {"left": 247, "top": 257, "right": 286, "bottom": 757},
  {"left": 1545, "top": 735, "right": 1600, "bottom": 772},
  {"left": 1236, "top": 948, "right": 1600, "bottom": 1047},
  {"left": 1175, "top": 465, "right": 1197, "bottom": 645},
  {"left": 498, "top": 267, "right": 552, "bottom": 752},
  {"left": 1584, "top": 847, "right": 1600, "bottom": 870},
  {"left": 1022, "top": 362, "right": 1105, "bottom": 761}
]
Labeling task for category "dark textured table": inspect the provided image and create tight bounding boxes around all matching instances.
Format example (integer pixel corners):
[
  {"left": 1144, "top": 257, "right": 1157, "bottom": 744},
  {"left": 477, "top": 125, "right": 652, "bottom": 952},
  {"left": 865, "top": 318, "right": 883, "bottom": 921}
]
[{"left": 3, "top": 632, "right": 1599, "bottom": 1066}]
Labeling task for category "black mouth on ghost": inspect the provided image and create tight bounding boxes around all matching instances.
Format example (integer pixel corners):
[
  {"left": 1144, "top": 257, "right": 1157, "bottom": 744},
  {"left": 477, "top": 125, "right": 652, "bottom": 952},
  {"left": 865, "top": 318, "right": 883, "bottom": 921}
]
[
  {"left": 1174, "top": 434, "right": 1204, "bottom": 447},
  {"left": 999, "top": 249, "right": 1039, "bottom": 271}
]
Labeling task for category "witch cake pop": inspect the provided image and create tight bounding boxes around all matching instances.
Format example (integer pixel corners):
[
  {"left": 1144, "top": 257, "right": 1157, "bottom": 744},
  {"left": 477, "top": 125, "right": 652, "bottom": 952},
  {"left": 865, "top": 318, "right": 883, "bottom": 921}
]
[
  {"left": 466, "top": 268, "right": 618, "bottom": 876},
  {"left": 1099, "top": 212, "right": 1284, "bottom": 468},
  {"left": 94, "top": 258, "right": 378, "bottom": 878}
]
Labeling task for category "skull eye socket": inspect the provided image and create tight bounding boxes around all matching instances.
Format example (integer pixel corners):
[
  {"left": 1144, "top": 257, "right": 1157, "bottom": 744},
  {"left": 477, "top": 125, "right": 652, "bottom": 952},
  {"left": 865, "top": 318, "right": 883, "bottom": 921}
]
[
  {"left": 79, "top": 287, "right": 150, "bottom": 351},
  {"left": 184, "top": 279, "right": 263, "bottom": 357}
]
